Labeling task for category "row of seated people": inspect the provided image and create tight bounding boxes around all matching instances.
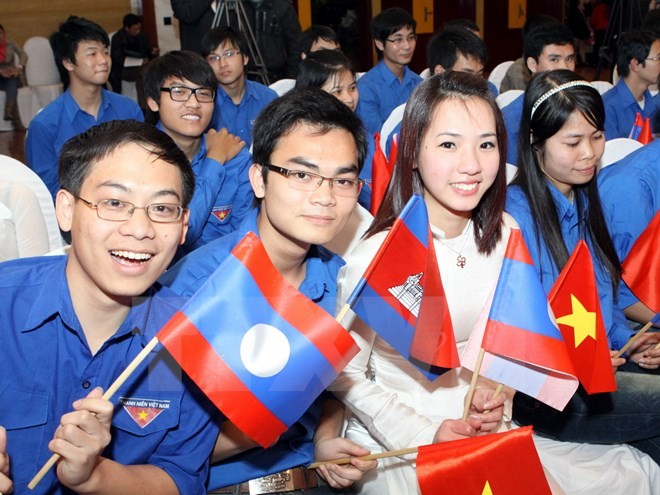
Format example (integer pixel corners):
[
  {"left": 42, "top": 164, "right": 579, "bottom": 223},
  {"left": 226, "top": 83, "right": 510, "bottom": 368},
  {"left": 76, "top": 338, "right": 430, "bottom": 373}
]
[{"left": 2, "top": 7, "right": 659, "bottom": 495}]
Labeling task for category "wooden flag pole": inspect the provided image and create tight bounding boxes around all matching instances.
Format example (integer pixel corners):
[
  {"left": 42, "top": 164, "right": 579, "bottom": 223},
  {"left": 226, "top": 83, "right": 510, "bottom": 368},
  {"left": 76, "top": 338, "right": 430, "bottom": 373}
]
[
  {"left": 28, "top": 337, "right": 160, "bottom": 490},
  {"left": 308, "top": 446, "right": 419, "bottom": 469},
  {"left": 462, "top": 348, "right": 486, "bottom": 421},
  {"left": 614, "top": 321, "right": 654, "bottom": 358}
]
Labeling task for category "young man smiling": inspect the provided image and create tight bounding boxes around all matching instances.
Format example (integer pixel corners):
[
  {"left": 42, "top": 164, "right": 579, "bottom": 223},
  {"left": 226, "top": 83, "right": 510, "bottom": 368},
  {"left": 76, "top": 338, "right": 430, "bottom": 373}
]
[
  {"left": 26, "top": 16, "right": 143, "bottom": 201},
  {"left": 356, "top": 7, "right": 422, "bottom": 135},
  {"left": 0, "top": 120, "right": 219, "bottom": 494},
  {"left": 162, "top": 88, "right": 376, "bottom": 494},
  {"left": 201, "top": 26, "right": 277, "bottom": 148},
  {"left": 145, "top": 50, "right": 252, "bottom": 251}
]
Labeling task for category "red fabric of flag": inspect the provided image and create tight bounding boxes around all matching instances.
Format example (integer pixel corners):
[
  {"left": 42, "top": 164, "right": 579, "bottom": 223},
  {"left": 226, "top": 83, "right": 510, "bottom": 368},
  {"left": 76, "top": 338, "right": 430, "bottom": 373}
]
[
  {"left": 548, "top": 240, "right": 616, "bottom": 394},
  {"left": 622, "top": 210, "right": 660, "bottom": 313},
  {"left": 417, "top": 426, "right": 551, "bottom": 495},
  {"left": 370, "top": 132, "right": 394, "bottom": 215},
  {"left": 639, "top": 117, "right": 653, "bottom": 145}
]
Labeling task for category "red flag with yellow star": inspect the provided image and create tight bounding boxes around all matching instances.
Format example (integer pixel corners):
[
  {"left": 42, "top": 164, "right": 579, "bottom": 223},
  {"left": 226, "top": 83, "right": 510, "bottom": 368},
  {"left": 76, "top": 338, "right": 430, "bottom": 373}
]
[
  {"left": 417, "top": 426, "right": 551, "bottom": 495},
  {"left": 548, "top": 240, "right": 616, "bottom": 394}
]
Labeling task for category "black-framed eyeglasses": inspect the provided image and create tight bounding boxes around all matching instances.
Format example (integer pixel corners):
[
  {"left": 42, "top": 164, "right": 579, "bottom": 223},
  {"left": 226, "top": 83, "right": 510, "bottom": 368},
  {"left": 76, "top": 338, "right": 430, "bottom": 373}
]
[
  {"left": 385, "top": 33, "right": 417, "bottom": 46},
  {"left": 77, "top": 197, "right": 186, "bottom": 223},
  {"left": 206, "top": 50, "right": 241, "bottom": 63},
  {"left": 264, "top": 164, "right": 363, "bottom": 198},
  {"left": 160, "top": 86, "right": 215, "bottom": 103}
]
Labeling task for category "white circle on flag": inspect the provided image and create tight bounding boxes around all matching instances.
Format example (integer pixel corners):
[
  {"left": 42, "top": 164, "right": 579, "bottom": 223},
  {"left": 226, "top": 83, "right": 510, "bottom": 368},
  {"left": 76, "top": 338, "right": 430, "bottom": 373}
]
[{"left": 240, "top": 324, "right": 291, "bottom": 377}]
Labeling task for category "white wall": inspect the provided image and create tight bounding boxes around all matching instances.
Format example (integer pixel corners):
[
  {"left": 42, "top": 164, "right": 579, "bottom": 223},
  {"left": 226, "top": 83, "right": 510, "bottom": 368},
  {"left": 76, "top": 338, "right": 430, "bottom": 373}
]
[{"left": 154, "top": 0, "right": 181, "bottom": 53}]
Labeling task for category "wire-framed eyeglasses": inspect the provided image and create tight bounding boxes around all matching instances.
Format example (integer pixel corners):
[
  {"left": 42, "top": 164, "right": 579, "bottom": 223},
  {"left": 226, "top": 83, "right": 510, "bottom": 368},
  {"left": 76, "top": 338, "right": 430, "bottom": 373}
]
[
  {"left": 206, "top": 50, "right": 241, "bottom": 63},
  {"left": 77, "top": 197, "right": 186, "bottom": 223},
  {"left": 264, "top": 164, "right": 363, "bottom": 198}
]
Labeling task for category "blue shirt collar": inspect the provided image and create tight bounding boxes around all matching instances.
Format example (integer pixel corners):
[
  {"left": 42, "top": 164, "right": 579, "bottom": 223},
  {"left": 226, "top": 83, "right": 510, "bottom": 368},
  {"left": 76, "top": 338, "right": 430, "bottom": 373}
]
[{"left": 63, "top": 88, "right": 111, "bottom": 122}]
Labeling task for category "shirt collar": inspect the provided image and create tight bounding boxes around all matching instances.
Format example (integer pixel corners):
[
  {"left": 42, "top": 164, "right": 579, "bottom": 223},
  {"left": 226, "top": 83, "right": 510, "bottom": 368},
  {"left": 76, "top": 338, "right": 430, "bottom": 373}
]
[{"left": 63, "top": 88, "right": 110, "bottom": 122}]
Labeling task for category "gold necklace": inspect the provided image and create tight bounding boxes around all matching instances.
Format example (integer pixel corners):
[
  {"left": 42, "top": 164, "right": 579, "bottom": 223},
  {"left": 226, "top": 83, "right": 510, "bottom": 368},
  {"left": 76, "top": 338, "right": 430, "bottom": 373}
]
[{"left": 438, "top": 220, "right": 472, "bottom": 269}]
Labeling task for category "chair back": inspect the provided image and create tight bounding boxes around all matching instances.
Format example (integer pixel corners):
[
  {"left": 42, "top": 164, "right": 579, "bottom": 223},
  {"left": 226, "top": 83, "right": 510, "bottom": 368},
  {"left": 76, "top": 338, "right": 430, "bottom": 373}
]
[
  {"left": 600, "top": 138, "right": 644, "bottom": 169},
  {"left": 268, "top": 78, "right": 296, "bottom": 96},
  {"left": 24, "top": 37, "right": 61, "bottom": 87},
  {"left": 379, "top": 103, "right": 406, "bottom": 154},
  {"left": 419, "top": 68, "right": 432, "bottom": 80},
  {"left": 591, "top": 80, "right": 613, "bottom": 95},
  {"left": 488, "top": 60, "right": 515, "bottom": 92},
  {"left": 496, "top": 89, "right": 524, "bottom": 109}
]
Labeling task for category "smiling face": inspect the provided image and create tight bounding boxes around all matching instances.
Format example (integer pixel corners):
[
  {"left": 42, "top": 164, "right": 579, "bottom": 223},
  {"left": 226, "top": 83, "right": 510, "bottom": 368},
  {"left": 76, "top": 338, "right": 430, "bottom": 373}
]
[
  {"left": 375, "top": 25, "right": 416, "bottom": 70},
  {"left": 147, "top": 76, "right": 214, "bottom": 144},
  {"left": 538, "top": 110, "right": 604, "bottom": 197},
  {"left": 416, "top": 97, "right": 500, "bottom": 229},
  {"left": 56, "top": 142, "right": 189, "bottom": 306},
  {"left": 64, "top": 40, "right": 111, "bottom": 86},
  {"left": 250, "top": 123, "right": 359, "bottom": 252}
]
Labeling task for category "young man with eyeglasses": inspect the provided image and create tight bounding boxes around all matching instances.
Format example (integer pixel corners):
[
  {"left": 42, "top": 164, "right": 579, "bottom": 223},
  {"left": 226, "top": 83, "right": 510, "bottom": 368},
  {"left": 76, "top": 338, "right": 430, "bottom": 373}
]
[
  {"left": 201, "top": 26, "right": 278, "bottom": 148},
  {"left": 601, "top": 29, "right": 660, "bottom": 139},
  {"left": 0, "top": 120, "right": 220, "bottom": 494},
  {"left": 145, "top": 50, "right": 253, "bottom": 253},
  {"left": 162, "top": 88, "right": 377, "bottom": 494},
  {"left": 355, "top": 7, "right": 422, "bottom": 135},
  {"left": 26, "top": 16, "right": 144, "bottom": 202}
]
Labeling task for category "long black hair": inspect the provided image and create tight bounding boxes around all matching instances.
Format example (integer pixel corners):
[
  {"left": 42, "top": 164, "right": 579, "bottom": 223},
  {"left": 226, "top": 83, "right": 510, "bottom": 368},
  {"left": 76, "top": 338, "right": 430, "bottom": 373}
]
[{"left": 512, "top": 69, "right": 621, "bottom": 288}]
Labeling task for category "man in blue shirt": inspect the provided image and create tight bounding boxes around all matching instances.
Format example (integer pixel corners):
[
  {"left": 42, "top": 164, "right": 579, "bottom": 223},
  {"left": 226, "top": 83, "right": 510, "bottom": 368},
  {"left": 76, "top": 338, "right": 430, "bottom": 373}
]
[
  {"left": 356, "top": 7, "right": 422, "bottom": 135},
  {"left": 602, "top": 29, "right": 660, "bottom": 139},
  {"left": 501, "top": 22, "right": 576, "bottom": 164},
  {"left": 0, "top": 120, "right": 220, "bottom": 494},
  {"left": 26, "top": 16, "right": 144, "bottom": 201},
  {"left": 145, "top": 50, "right": 253, "bottom": 252},
  {"left": 202, "top": 26, "right": 277, "bottom": 148},
  {"left": 599, "top": 140, "right": 660, "bottom": 329},
  {"left": 162, "top": 88, "right": 376, "bottom": 493}
]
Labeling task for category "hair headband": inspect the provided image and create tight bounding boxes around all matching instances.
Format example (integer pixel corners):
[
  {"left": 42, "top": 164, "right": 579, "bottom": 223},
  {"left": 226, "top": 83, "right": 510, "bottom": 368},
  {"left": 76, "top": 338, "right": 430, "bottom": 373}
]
[{"left": 530, "top": 80, "right": 594, "bottom": 118}]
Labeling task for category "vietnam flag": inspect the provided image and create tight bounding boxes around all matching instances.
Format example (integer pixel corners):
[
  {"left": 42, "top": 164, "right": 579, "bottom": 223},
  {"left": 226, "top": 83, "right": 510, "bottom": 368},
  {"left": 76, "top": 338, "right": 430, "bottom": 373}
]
[
  {"left": 157, "top": 232, "right": 358, "bottom": 448},
  {"left": 548, "top": 240, "right": 616, "bottom": 394},
  {"left": 622, "top": 209, "right": 660, "bottom": 313},
  {"left": 370, "top": 132, "right": 396, "bottom": 215},
  {"left": 417, "top": 426, "right": 551, "bottom": 495},
  {"left": 639, "top": 117, "right": 653, "bottom": 145},
  {"left": 478, "top": 229, "right": 578, "bottom": 410},
  {"left": 346, "top": 194, "right": 459, "bottom": 380}
]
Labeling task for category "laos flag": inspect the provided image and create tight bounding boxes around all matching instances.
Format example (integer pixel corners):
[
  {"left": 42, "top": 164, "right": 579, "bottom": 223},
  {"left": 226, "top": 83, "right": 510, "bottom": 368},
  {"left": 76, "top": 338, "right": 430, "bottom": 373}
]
[
  {"left": 345, "top": 194, "right": 459, "bottom": 380},
  {"left": 157, "top": 232, "right": 358, "bottom": 448},
  {"left": 477, "top": 229, "right": 578, "bottom": 410}
]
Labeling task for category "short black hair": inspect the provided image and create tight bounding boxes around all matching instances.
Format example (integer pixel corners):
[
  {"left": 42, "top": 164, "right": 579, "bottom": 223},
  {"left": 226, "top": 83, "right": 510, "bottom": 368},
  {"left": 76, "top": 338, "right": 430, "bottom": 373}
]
[
  {"left": 50, "top": 16, "right": 109, "bottom": 87},
  {"left": 371, "top": 7, "right": 416, "bottom": 43},
  {"left": 300, "top": 25, "right": 340, "bottom": 56},
  {"left": 616, "top": 29, "right": 658, "bottom": 78},
  {"left": 444, "top": 18, "right": 480, "bottom": 34},
  {"left": 427, "top": 28, "right": 488, "bottom": 73},
  {"left": 123, "top": 13, "right": 141, "bottom": 29},
  {"left": 59, "top": 120, "right": 195, "bottom": 207},
  {"left": 252, "top": 88, "right": 368, "bottom": 188},
  {"left": 296, "top": 49, "right": 354, "bottom": 89},
  {"left": 523, "top": 22, "right": 575, "bottom": 62},
  {"left": 201, "top": 26, "right": 249, "bottom": 58}
]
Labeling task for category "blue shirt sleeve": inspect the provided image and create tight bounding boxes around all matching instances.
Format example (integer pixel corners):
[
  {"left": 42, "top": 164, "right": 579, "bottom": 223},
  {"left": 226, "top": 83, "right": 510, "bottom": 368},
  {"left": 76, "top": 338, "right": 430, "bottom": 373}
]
[{"left": 185, "top": 156, "right": 227, "bottom": 246}]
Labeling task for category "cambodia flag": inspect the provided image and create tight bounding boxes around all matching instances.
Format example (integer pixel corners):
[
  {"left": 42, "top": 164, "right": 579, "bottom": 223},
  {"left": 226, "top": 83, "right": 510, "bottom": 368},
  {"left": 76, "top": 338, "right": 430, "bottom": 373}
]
[
  {"left": 622, "top": 209, "right": 660, "bottom": 313},
  {"left": 548, "top": 241, "right": 616, "bottom": 394},
  {"left": 417, "top": 426, "right": 551, "bottom": 495},
  {"left": 370, "top": 132, "right": 396, "bottom": 215},
  {"left": 346, "top": 194, "right": 459, "bottom": 380},
  {"left": 629, "top": 112, "right": 643, "bottom": 140},
  {"left": 476, "top": 229, "right": 578, "bottom": 410},
  {"left": 157, "top": 232, "right": 358, "bottom": 448}
]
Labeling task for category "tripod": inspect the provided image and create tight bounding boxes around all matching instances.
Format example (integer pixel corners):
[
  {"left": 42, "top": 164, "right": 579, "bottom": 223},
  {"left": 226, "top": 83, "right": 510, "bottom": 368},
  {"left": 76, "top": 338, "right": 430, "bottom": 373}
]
[{"left": 211, "top": 0, "right": 270, "bottom": 85}]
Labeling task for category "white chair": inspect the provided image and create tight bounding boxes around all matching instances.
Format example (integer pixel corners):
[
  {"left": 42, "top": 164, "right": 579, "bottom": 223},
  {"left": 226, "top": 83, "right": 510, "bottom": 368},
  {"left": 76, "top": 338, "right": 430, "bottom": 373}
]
[
  {"left": 22, "top": 36, "right": 63, "bottom": 124},
  {"left": 612, "top": 65, "right": 619, "bottom": 85},
  {"left": 379, "top": 103, "right": 406, "bottom": 155},
  {"left": 419, "top": 68, "right": 432, "bottom": 80},
  {"left": 355, "top": 71, "right": 366, "bottom": 81},
  {"left": 496, "top": 89, "right": 524, "bottom": 109},
  {"left": 505, "top": 163, "right": 518, "bottom": 184},
  {"left": 591, "top": 80, "right": 613, "bottom": 95},
  {"left": 268, "top": 78, "right": 296, "bottom": 96},
  {"left": 600, "top": 138, "right": 643, "bottom": 170},
  {"left": 0, "top": 155, "right": 64, "bottom": 252},
  {"left": 488, "top": 60, "right": 515, "bottom": 92},
  {"left": 0, "top": 92, "right": 12, "bottom": 131}
]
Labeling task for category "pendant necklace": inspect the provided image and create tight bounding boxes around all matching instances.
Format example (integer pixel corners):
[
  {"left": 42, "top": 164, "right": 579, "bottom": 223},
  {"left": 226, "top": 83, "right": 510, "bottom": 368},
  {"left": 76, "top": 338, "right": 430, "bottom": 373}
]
[{"left": 439, "top": 220, "right": 472, "bottom": 269}]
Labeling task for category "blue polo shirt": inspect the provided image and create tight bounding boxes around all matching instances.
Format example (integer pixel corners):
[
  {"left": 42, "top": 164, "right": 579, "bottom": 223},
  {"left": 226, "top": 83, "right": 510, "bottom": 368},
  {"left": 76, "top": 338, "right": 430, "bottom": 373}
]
[
  {"left": 211, "top": 79, "right": 278, "bottom": 147},
  {"left": 502, "top": 93, "right": 524, "bottom": 166},
  {"left": 602, "top": 80, "right": 657, "bottom": 140},
  {"left": 599, "top": 139, "right": 660, "bottom": 308},
  {"left": 161, "top": 207, "right": 344, "bottom": 489},
  {"left": 0, "top": 256, "right": 220, "bottom": 494},
  {"left": 155, "top": 123, "right": 254, "bottom": 252},
  {"left": 26, "top": 89, "right": 144, "bottom": 201},
  {"left": 506, "top": 183, "right": 634, "bottom": 351},
  {"left": 357, "top": 134, "right": 375, "bottom": 210},
  {"left": 356, "top": 60, "right": 421, "bottom": 135}
]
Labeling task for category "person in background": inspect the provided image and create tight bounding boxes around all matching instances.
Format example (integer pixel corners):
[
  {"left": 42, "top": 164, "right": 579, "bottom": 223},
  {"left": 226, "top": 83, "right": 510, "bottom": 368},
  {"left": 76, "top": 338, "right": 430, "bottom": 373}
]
[
  {"left": 0, "top": 23, "right": 27, "bottom": 131},
  {"left": 202, "top": 26, "right": 277, "bottom": 148},
  {"left": 26, "top": 16, "right": 143, "bottom": 201},
  {"left": 170, "top": 0, "right": 215, "bottom": 54},
  {"left": 443, "top": 18, "right": 481, "bottom": 37},
  {"left": 300, "top": 25, "right": 340, "bottom": 59}
]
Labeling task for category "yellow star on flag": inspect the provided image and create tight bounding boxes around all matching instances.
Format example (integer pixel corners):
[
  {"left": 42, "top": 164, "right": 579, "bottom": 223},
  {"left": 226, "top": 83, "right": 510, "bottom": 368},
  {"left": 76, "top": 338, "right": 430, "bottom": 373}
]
[
  {"left": 556, "top": 294, "right": 596, "bottom": 347},
  {"left": 138, "top": 410, "right": 149, "bottom": 421},
  {"left": 482, "top": 480, "right": 493, "bottom": 495}
]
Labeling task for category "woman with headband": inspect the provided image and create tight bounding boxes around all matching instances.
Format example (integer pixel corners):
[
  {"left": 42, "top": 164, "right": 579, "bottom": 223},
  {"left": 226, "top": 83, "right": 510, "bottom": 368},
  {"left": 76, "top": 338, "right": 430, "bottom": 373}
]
[{"left": 506, "top": 69, "right": 660, "bottom": 464}]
